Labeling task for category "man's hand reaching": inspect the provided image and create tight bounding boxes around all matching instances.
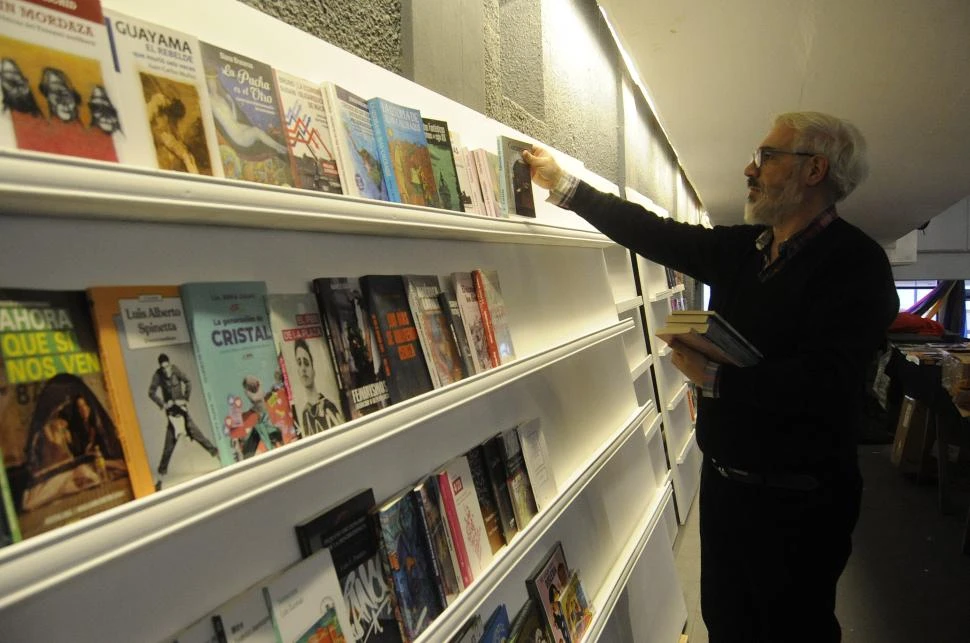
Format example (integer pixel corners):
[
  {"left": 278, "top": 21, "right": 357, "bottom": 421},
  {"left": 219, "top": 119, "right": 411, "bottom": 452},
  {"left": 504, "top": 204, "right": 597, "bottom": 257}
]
[{"left": 521, "top": 146, "right": 564, "bottom": 190}]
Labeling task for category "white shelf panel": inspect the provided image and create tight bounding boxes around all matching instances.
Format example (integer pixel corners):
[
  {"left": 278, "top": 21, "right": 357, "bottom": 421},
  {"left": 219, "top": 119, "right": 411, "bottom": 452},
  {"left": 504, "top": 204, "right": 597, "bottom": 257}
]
[
  {"left": 630, "top": 353, "right": 653, "bottom": 380},
  {"left": 614, "top": 295, "right": 644, "bottom": 314},
  {"left": 666, "top": 382, "right": 689, "bottom": 411},
  {"left": 643, "top": 408, "right": 664, "bottom": 442},
  {"left": 0, "top": 150, "right": 612, "bottom": 249},
  {"left": 673, "top": 430, "right": 702, "bottom": 525},
  {"left": 647, "top": 283, "right": 685, "bottom": 302},
  {"left": 0, "top": 318, "right": 632, "bottom": 611},
  {"left": 414, "top": 402, "right": 653, "bottom": 642}
]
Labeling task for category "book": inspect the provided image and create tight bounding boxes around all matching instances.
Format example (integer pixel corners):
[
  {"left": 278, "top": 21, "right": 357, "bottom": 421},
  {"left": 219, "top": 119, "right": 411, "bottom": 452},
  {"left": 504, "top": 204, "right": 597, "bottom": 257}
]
[
  {"left": 180, "top": 282, "right": 297, "bottom": 465},
  {"left": 274, "top": 70, "right": 344, "bottom": 194},
  {"left": 412, "top": 475, "right": 463, "bottom": 607},
  {"left": 402, "top": 274, "right": 466, "bottom": 389},
  {"left": 0, "top": 447, "right": 21, "bottom": 548},
  {"left": 267, "top": 293, "right": 345, "bottom": 437},
  {"left": 311, "top": 277, "right": 390, "bottom": 421},
  {"left": 263, "top": 548, "right": 353, "bottom": 643},
  {"left": 558, "top": 570, "right": 593, "bottom": 643},
  {"left": 367, "top": 97, "right": 440, "bottom": 207},
  {"left": 0, "top": 0, "right": 119, "bottom": 162},
  {"left": 497, "top": 427, "right": 538, "bottom": 531},
  {"left": 496, "top": 136, "right": 536, "bottom": 217},
  {"left": 0, "top": 288, "right": 135, "bottom": 540},
  {"left": 102, "top": 9, "right": 221, "bottom": 174},
  {"left": 436, "top": 288, "right": 477, "bottom": 378},
  {"left": 465, "top": 444, "right": 506, "bottom": 555},
  {"left": 360, "top": 275, "right": 434, "bottom": 404},
  {"left": 88, "top": 285, "right": 219, "bottom": 494},
  {"left": 470, "top": 148, "right": 502, "bottom": 218},
  {"left": 515, "top": 418, "right": 557, "bottom": 511},
  {"left": 198, "top": 41, "right": 293, "bottom": 186},
  {"left": 450, "top": 133, "right": 483, "bottom": 216},
  {"left": 450, "top": 273, "right": 492, "bottom": 373},
  {"left": 657, "top": 309, "right": 762, "bottom": 367},
  {"left": 507, "top": 598, "right": 549, "bottom": 643},
  {"left": 422, "top": 118, "right": 463, "bottom": 212},
  {"left": 525, "top": 541, "right": 572, "bottom": 643},
  {"left": 480, "top": 434, "right": 518, "bottom": 545},
  {"left": 481, "top": 604, "right": 511, "bottom": 643},
  {"left": 372, "top": 487, "right": 443, "bottom": 642},
  {"left": 447, "top": 614, "right": 483, "bottom": 643},
  {"left": 472, "top": 269, "right": 515, "bottom": 367},
  {"left": 211, "top": 584, "right": 276, "bottom": 643},
  {"left": 437, "top": 455, "right": 494, "bottom": 587},
  {"left": 168, "top": 611, "right": 220, "bottom": 643},
  {"left": 321, "top": 82, "right": 388, "bottom": 201},
  {"left": 293, "top": 488, "right": 401, "bottom": 643}
]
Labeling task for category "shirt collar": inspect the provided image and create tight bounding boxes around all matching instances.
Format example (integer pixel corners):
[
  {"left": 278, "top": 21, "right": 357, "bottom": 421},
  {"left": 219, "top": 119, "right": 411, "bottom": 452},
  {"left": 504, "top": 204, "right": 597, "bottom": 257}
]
[{"left": 756, "top": 204, "right": 838, "bottom": 279}]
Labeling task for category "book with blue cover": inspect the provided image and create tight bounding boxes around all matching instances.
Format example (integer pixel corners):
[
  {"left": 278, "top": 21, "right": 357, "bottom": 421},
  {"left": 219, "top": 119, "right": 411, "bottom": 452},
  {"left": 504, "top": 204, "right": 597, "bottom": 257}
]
[
  {"left": 322, "top": 82, "right": 388, "bottom": 201},
  {"left": 480, "top": 604, "right": 511, "bottom": 643},
  {"left": 367, "top": 97, "right": 440, "bottom": 208},
  {"left": 180, "top": 282, "right": 297, "bottom": 465}
]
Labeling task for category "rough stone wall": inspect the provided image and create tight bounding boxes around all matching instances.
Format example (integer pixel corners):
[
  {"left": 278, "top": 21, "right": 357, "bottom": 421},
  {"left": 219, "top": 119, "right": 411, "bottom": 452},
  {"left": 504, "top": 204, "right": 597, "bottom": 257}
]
[{"left": 240, "top": 0, "right": 403, "bottom": 75}]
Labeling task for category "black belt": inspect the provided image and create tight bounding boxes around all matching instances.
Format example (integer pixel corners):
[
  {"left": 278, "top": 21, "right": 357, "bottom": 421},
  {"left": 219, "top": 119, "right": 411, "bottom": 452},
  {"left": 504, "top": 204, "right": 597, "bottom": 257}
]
[{"left": 711, "top": 458, "right": 820, "bottom": 491}]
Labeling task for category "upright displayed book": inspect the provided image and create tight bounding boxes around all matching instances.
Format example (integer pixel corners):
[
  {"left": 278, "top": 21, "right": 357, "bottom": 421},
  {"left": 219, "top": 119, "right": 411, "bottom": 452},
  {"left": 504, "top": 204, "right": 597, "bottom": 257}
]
[
  {"left": 515, "top": 418, "right": 557, "bottom": 511},
  {"left": 421, "top": 117, "right": 463, "bottom": 212},
  {"left": 450, "top": 132, "right": 483, "bottom": 215},
  {"left": 437, "top": 280, "right": 477, "bottom": 377},
  {"left": 88, "top": 285, "right": 219, "bottom": 494},
  {"left": 526, "top": 541, "right": 572, "bottom": 643},
  {"left": 480, "top": 435, "right": 518, "bottom": 545},
  {"left": 402, "top": 274, "right": 466, "bottom": 389},
  {"left": 293, "top": 488, "right": 401, "bottom": 643},
  {"left": 274, "top": 70, "right": 343, "bottom": 193},
  {"left": 470, "top": 148, "right": 502, "bottom": 218},
  {"left": 321, "top": 82, "right": 388, "bottom": 200},
  {"left": 507, "top": 598, "right": 548, "bottom": 643},
  {"left": 372, "top": 487, "right": 443, "bottom": 642},
  {"left": 367, "top": 97, "right": 440, "bottom": 208},
  {"left": 656, "top": 309, "right": 762, "bottom": 367},
  {"left": 412, "top": 475, "right": 463, "bottom": 608},
  {"left": 0, "top": 0, "right": 119, "bottom": 161},
  {"left": 263, "top": 548, "right": 352, "bottom": 643},
  {"left": 472, "top": 269, "right": 516, "bottom": 367},
  {"left": 198, "top": 41, "right": 293, "bottom": 186},
  {"left": 449, "top": 272, "right": 492, "bottom": 374},
  {"left": 311, "top": 277, "right": 390, "bottom": 421},
  {"left": 0, "top": 288, "right": 135, "bottom": 539},
  {"left": 210, "top": 583, "right": 276, "bottom": 643},
  {"left": 360, "top": 275, "right": 434, "bottom": 404},
  {"left": 497, "top": 426, "right": 538, "bottom": 531},
  {"left": 102, "top": 9, "right": 221, "bottom": 174},
  {"left": 436, "top": 455, "right": 494, "bottom": 587},
  {"left": 181, "top": 282, "right": 297, "bottom": 465},
  {"left": 481, "top": 604, "right": 511, "bottom": 643},
  {"left": 464, "top": 444, "right": 506, "bottom": 555},
  {"left": 496, "top": 135, "right": 536, "bottom": 217},
  {"left": 559, "top": 570, "right": 593, "bottom": 643},
  {"left": 447, "top": 614, "right": 483, "bottom": 643},
  {"left": 267, "top": 293, "right": 345, "bottom": 437}
]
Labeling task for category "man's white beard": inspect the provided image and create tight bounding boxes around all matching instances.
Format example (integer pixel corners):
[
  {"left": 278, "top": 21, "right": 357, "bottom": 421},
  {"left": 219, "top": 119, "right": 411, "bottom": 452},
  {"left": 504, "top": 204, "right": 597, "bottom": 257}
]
[{"left": 744, "top": 179, "right": 804, "bottom": 227}]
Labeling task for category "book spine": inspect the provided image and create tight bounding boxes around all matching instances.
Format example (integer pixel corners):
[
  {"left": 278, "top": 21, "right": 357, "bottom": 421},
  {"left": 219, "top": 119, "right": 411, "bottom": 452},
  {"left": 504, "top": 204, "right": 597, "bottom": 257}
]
[
  {"left": 437, "top": 291, "right": 472, "bottom": 378},
  {"left": 472, "top": 151, "right": 497, "bottom": 218},
  {"left": 437, "top": 471, "right": 475, "bottom": 588},
  {"left": 482, "top": 437, "right": 518, "bottom": 543},
  {"left": 411, "top": 488, "right": 451, "bottom": 608},
  {"left": 368, "top": 101, "right": 402, "bottom": 203},
  {"left": 496, "top": 139, "right": 511, "bottom": 215},
  {"left": 311, "top": 280, "right": 354, "bottom": 422},
  {"left": 472, "top": 270, "right": 501, "bottom": 368},
  {"left": 372, "top": 510, "right": 413, "bottom": 643}
]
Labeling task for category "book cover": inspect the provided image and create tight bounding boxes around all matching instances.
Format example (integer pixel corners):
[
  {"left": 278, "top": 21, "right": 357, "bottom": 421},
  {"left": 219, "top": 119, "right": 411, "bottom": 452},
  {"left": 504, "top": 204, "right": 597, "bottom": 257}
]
[
  {"left": 198, "top": 41, "right": 293, "bottom": 186},
  {"left": 666, "top": 309, "right": 763, "bottom": 365},
  {"left": 0, "top": 446, "right": 21, "bottom": 548},
  {"left": 481, "top": 604, "right": 511, "bottom": 643},
  {"left": 507, "top": 598, "right": 550, "bottom": 643},
  {"left": 311, "top": 277, "right": 390, "bottom": 421},
  {"left": 446, "top": 614, "right": 483, "bottom": 643},
  {"left": 267, "top": 293, "right": 345, "bottom": 437},
  {"left": 368, "top": 97, "right": 439, "bottom": 207},
  {"left": 450, "top": 273, "right": 492, "bottom": 374},
  {"left": 497, "top": 136, "right": 536, "bottom": 217},
  {"left": 515, "top": 418, "right": 557, "bottom": 512},
  {"left": 558, "top": 570, "right": 593, "bottom": 643},
  {"left": 373, "top": 487, "right": 443, "bottom": 642},
  {"left": 402, "top": 274, "right": 466, "bottom": 389},
  {"left": 321, "top": 82, "right": 388, "bottom": 200},
  {"left": 470, "top": 148, "right": 501, "bottom": 218},
  {"left": 480, "top": 434, "right": 518, "bottom": 545},
  {"left": 465, "top": 444, "right": 506, "bottom": 555},
  {"left": 472, "top": 269, "right": 515, "bottom": 367},
  {"left": 438, "top": 454, "right": 494, "bottom": 585},
  {"left": 168, "top": 611, "right": 219, "bottom": 643},
  {"left": 526, "top": 541, "right": 572, "bottom": 643},
  {"left": 436, "top": 288, "right": 476, "bottom": 378},
  {"left": 102, "top": 9, "right": 221, "bottom": 174},
  {"left": 180, "top": 282, "right": 297, "bottom": 465},
  {"left": 294, "top": 488, "right": 402, "bottom": 643},
  {"left": 412, "top": 474, "right": 463, "bottom": 607},
  {"left": 450, "top": 132, "right": 483, "bottom": 215},
  {"left": 88, "top": 285, "right": 219, "bottom": 494},
  {"left": 263, "top": 548, "right": 353, "bottom": 643},
  {"left": 0, "top": 0, "right": 119, "bottom": 161},
  {"left": 211, "top": 584, "right": 276, "bottom": 643},
  {"left": 274, "top": 70, "right": 343, "bottom": 194},
  {"left": 422, "top": 117, "right": 463, "bottom": 212},
  {"left": 0, "top": 288, "right": 135, "bottom": 540},
  {"left": 360, "top": 275, "right": 433, "bottom": 405},
  {"left": 499, "top": 427, "right": 538, "bottom": 531}
]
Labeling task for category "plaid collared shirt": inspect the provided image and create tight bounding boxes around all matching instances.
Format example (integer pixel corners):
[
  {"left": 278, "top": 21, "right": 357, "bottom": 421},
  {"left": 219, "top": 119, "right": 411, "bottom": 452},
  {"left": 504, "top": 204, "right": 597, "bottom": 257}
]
[{"left": 755, "top": 205, "right": 839, "bottom": 281}]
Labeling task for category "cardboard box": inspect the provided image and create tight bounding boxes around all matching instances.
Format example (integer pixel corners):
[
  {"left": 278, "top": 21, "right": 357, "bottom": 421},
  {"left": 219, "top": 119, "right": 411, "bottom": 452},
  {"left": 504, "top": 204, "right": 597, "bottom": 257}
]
[{"left": 891, "top": 395, "right": 930, "bottom": 472}]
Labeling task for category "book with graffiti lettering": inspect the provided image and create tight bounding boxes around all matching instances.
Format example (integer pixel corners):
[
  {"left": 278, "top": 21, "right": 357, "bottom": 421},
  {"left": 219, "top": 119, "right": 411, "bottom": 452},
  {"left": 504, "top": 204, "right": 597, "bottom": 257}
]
[{"left": 273, "top": 70, "right": 343, "bottom": 193}]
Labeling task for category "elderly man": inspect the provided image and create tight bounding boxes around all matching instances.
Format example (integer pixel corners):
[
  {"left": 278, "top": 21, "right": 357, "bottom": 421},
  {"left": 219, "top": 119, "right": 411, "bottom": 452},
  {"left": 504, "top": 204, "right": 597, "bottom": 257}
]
[{"left": 523, "top": 112, "right": 898, "bottom": 642}]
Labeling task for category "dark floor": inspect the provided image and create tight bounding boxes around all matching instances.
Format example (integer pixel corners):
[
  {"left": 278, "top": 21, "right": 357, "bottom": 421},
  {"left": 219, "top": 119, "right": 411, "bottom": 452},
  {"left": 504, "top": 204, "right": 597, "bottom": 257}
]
[{"left": 675, "top": 445, "right": 970, "bottom": 642}]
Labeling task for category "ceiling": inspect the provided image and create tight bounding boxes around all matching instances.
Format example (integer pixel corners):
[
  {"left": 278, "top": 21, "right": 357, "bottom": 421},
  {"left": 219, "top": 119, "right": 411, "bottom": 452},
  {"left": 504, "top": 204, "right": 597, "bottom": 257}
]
[{"left": 597, "top": 0, "right": 970, "bottom": 244}]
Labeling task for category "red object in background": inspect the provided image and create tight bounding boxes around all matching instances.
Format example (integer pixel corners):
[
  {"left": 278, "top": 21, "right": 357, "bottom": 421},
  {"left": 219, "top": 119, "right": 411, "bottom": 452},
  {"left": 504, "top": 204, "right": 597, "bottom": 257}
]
[{"left": 888, "top": 312, "right": 946, "bottom": 336}]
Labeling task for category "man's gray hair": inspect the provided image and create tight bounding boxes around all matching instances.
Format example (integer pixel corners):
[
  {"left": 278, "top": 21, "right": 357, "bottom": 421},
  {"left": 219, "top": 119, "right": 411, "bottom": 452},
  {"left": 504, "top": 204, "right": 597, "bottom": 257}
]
[{"left": 774, "top": 111, "right": 868, "bottom": 202}]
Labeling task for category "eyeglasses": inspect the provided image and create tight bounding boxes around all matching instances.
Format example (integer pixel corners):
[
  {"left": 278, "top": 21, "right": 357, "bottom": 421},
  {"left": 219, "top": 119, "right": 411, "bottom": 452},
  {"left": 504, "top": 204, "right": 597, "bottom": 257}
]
[{"left": 751, "top": 147, "right": 815, "bottom": 169}]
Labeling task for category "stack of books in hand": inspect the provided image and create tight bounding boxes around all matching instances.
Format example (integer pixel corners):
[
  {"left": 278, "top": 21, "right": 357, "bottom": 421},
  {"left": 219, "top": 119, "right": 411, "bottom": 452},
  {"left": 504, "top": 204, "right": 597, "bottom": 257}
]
[{"left": 655, "top": 310, "right": 762, "bottom": 367}]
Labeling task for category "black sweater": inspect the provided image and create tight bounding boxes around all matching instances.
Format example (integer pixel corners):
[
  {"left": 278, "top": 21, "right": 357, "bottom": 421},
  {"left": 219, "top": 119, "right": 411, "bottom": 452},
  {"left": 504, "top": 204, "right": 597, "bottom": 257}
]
[{"left": 569, "top": 182, "right": 899, "bottom": 475}]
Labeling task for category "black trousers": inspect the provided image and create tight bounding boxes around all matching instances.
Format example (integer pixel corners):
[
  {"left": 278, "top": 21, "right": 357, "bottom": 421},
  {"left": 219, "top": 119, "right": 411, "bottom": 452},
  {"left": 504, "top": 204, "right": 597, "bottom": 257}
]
[{"left": 699, "top": 457, "right": 862, "bottom": 643}]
